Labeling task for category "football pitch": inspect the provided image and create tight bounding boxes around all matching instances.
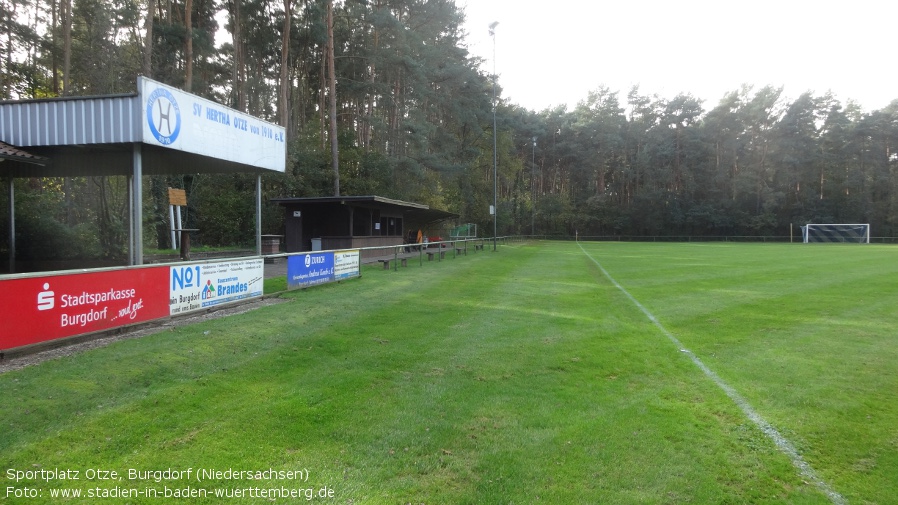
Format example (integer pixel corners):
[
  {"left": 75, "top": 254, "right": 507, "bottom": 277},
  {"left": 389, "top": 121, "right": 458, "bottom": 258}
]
[{"left": 2, "top": 241, "right": 897, "bottom": 504}]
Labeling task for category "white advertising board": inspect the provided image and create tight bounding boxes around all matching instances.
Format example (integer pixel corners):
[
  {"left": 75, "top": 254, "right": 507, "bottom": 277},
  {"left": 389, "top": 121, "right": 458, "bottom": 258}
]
[
  {"left": 170, "top": 258, "right": 264, "bottom": 315},
  {"left": 139, "top": 76, "right": 285, "bottom": 173},
  {"left": 334, "top": 250, "right": 360, "bottom": 281}
]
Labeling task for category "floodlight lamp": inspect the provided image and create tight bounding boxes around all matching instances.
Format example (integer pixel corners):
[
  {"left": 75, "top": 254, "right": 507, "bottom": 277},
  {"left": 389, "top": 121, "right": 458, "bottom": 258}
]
[{"left": 489, "top": 21, "right": 499, "bottom": 35}]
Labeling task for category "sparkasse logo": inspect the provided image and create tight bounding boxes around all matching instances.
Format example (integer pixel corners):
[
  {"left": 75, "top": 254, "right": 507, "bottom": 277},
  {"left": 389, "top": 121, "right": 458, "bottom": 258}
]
[{"left": 37, "top": 283, "right": 55, "bottom": 311}]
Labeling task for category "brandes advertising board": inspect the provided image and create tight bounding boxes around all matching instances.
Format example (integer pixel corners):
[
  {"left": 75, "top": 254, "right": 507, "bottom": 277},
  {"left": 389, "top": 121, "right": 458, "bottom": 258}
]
[{"left": 170, "top": 259, "right": 264, "bottom": 315}]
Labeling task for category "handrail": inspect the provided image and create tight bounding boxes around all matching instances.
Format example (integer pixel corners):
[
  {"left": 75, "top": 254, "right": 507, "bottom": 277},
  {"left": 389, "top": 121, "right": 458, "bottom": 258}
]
[{"left": 260, "top": 237, "right": 506, "bottom": 271}]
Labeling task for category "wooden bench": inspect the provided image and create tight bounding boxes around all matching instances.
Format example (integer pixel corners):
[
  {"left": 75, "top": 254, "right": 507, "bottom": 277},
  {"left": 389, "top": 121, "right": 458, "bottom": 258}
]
[
  {"left": 425, "top": 250, "right": 445, "bottom": 261},
  {"left": 474, "top": 243, "right": 484, "bottom": 251},
  {"left": 379, "top": 257, "right": 409, "bottom": 269},
  {"left": 454, "top": 247, "right": 466, "bottom": 256}
]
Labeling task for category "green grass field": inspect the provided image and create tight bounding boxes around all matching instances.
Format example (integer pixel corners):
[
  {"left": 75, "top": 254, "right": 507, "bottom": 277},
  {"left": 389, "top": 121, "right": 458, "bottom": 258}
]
[{"left": 2, "top": 241, "right": 897, "bottom": 504}]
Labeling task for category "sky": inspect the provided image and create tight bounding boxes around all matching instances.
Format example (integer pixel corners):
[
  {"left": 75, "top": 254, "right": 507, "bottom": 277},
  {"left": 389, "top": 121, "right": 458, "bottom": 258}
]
[{"left": 459, "top": 0, "right": 897, "bottom": 113}]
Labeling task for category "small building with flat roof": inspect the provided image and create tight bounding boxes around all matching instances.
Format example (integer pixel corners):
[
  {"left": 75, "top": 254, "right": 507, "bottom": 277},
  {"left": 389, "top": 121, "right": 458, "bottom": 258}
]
[{"left": 271, "top": 195, "right": 457, "bottom": 259}]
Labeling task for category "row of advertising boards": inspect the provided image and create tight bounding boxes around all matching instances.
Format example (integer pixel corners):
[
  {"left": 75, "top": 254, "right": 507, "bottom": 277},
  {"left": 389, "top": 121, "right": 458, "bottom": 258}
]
[{"left": 2, "top": 250, "right": 360, "bottom": 351}]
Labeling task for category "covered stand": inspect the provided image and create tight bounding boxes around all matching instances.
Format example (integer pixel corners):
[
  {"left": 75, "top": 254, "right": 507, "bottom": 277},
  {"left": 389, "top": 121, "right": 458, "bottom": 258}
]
[{"left": 0, "top": 77, "right": 286, "bottom": 272}]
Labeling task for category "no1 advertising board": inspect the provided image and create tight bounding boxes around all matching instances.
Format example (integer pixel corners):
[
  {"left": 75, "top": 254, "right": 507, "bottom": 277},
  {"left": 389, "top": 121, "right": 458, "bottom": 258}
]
[{"left": 170, "top": 259, "right": 264, "bottom": 314}]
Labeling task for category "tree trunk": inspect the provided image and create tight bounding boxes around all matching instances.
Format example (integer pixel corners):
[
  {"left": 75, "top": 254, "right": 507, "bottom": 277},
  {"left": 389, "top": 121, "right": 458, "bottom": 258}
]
[
  {"left": 142, "top": 0, "right": 154, "bottom": 76},
  {"left": 318, "top": 44, "right": 326, "bottom": 151},
  {"left": 62, "top": 0, "right": 71, "bottom": 95},
  {"left": 327, "top": 0, "right": 339, "bottom": 196},
  {"left": 51, "top": 0, "right": 59, "bottom": 94},
  {"left": 2, "top": 3, "right": 11, "bottom": 97},
  {"left": 184, "top": 0, "right": 192, "bottom": 91},
  {"left": 278, "top": 0, "right": 292, "bottom": 129},
  {"left": 231, "top": 0, "right": 246, "bottom": 111}
]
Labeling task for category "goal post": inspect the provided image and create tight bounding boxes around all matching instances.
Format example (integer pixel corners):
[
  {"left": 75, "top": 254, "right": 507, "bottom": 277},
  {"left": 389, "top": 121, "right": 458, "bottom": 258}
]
[{"left": 802, "top": 223, "right": 870, "bottom": 243}]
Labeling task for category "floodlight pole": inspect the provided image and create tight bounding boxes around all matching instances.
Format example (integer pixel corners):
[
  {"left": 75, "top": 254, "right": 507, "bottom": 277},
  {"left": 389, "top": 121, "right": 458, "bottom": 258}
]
[
  {"left": 490, "top": 21, "right": 498, "bottom": 252},
  {"left": 531, "top": 136, "right": 536, "bottom": 236}
]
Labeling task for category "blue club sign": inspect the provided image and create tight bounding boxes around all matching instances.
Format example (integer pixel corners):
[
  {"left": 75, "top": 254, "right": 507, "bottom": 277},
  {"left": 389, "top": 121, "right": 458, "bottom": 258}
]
[{"left": 145, "top": 87, "right": 181, "bottom": 145}]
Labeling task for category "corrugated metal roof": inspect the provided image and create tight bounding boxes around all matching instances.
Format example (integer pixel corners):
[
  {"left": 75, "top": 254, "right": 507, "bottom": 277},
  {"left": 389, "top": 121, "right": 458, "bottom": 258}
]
[
  {"left": 0, "top": 94, "right": 140, "bottom": 147},
  {"left": 0, "top": 84, "right": 282, "bottom": 176},
  {"left": 270, "top": 195, "right": 431, "bottom": 210}
]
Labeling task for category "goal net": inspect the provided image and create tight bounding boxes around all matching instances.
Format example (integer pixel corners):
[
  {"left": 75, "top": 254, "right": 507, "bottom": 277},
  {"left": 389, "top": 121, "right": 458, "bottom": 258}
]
[{"left": 802, "top": 223, "right": 870, "bottom": 243}]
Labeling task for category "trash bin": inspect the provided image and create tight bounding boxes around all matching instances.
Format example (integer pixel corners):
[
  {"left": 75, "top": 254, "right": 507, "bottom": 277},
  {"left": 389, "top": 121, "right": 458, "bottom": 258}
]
[{"left": 311, "top": 238, "right": 322, "bottom": 251}]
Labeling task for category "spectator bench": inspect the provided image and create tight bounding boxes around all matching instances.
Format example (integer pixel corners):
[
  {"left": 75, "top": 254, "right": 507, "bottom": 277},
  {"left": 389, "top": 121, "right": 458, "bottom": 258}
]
[{"left": 376, "top": 252, "right": 417, "bottom": 269}]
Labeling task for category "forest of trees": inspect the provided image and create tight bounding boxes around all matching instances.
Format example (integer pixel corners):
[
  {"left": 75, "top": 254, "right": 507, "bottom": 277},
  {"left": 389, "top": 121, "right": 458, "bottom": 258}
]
[{"left": 2, "top": 0, "right": 898, "bottom": 262}]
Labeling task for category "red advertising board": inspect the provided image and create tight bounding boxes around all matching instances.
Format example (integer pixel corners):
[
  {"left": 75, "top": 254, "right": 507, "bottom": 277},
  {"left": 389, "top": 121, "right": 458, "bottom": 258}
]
[{"left": 1, "top": 267, "right": 170, "bottom": 350}]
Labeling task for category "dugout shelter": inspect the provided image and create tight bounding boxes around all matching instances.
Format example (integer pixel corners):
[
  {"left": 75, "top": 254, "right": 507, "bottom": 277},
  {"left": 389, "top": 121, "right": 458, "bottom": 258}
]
[
  {"left": 1, "top": 76, "right": 286, "bottom": 273},
  {"left": 271, "top": 195, "right": 457, "bottom": 260}
]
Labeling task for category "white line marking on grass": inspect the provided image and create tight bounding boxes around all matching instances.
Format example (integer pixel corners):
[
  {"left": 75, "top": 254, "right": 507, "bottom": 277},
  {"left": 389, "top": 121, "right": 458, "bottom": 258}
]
[{"left": 577, "top": 242, "right": 846, "bottom": 505}]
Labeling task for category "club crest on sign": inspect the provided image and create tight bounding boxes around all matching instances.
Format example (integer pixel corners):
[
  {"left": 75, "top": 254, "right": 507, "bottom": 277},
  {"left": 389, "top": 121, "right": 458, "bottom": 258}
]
[{"left": 146, "top": 87, "right": 181, "bottom": 145}]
